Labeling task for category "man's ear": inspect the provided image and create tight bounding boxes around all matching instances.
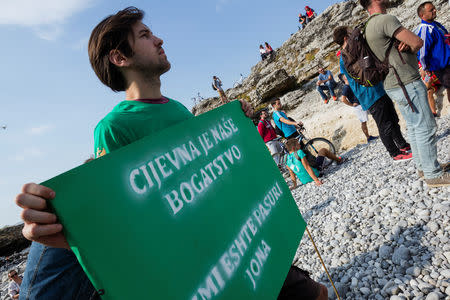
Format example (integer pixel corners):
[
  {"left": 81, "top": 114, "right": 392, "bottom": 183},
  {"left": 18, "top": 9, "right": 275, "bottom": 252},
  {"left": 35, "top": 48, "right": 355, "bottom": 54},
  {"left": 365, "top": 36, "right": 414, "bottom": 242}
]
[{"left": 109, "top": 49, "right": 128, "bottom": 67}]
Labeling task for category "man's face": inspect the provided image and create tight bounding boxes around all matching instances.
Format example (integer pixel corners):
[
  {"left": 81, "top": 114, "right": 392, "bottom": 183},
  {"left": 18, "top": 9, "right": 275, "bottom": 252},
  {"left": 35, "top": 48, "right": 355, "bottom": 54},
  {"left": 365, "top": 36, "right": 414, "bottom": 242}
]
[
  {"left": 274, "top": 100, "right": 282, "bottom": 109},
  {"left": 127, "top": 21, "right": 171, "bottom": 77},
  {"left": 260, "top": 111, "right": 267, "bottom": 119},
  {"left": 318, "top": 68, "right": 325, "bottom": 74},
  {"left": 9, "top": 272, "right": 18, "bottom": 282},
  {"left": 421, "top": 3, "right": 437, "bottom": 22}
]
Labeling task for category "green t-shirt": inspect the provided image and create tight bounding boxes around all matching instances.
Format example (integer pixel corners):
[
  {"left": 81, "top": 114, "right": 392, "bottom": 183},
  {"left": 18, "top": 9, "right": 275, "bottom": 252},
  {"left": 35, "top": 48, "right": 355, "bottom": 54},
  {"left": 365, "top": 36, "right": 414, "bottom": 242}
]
[
  {"left": 365, "top": 14, "right": 421, "bottom": 90},
  {"left": 94, "top": 98, "right": 193, "bottom": 158},
  {"left": 286, "top": 150, "right": 320, "bottom": 185}
]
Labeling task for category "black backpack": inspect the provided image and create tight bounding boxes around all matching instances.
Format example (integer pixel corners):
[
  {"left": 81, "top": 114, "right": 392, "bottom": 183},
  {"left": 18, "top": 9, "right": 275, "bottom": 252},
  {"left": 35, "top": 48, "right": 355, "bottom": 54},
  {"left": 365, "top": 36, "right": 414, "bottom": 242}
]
[
  {"left": 211, "top": 83, "right": 217, "bottom": 91},
  {"left": 342, "top": 16, "right": 415, "bottom": 111}
]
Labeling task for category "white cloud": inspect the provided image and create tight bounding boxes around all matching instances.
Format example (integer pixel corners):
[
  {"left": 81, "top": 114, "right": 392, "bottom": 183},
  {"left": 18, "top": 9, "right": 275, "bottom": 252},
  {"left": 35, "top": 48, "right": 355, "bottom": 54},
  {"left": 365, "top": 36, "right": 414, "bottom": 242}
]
[
  {"left": 28, "top": 124, "right": 53, "bottom": 135},
  {"left": 216, "top": 0, "right": 231, "bottom": 12},
  {"left": 10, "top": 147, "right": 43, "bottom": 162},
  {"left": 0, "top": 0, "right": 95, "bottom": 39}
]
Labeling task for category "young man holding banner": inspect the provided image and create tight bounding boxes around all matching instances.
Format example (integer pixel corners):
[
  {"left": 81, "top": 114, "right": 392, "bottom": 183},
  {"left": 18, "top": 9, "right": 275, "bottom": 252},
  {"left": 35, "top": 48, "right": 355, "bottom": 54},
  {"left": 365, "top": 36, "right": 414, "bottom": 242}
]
[{"left": 15, "top": 7, "right": 253, "bottom": 299}]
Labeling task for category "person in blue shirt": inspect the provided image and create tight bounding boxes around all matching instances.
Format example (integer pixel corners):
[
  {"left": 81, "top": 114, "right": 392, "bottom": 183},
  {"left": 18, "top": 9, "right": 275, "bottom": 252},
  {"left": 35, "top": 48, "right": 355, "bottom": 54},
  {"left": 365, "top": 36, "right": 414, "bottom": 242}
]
[
  {"left": 333, "top": 26, "right": 412, "bottom": 162},
  {"left": 270, "top": 98, "right": 303, "bottom": 139},
  {"left": 316, "top": 67, "right": 337, "bottom": 103},
  {"left": 285, "top": 138, "right": 342, "bottom": 188},
  {"left": 415, "top": 1, "right": 450, "bottom": 104}
]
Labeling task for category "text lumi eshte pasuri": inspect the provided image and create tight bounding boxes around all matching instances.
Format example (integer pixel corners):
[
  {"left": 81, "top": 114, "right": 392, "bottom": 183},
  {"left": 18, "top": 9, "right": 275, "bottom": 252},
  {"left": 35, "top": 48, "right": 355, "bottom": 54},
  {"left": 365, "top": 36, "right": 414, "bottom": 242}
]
[
  {"left": 128, "top": 117, "right": 240, "bottom": 215},
  {"left": 191, "top": 182, "right": 284, "bottom": 300}
]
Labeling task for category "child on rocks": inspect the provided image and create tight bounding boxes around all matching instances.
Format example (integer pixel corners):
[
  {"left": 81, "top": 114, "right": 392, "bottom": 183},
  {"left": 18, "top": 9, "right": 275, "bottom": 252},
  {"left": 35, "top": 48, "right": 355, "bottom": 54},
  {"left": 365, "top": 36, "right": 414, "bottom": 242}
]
[{"left": 285, "top": 138, "right": 342, "bottom": 188}]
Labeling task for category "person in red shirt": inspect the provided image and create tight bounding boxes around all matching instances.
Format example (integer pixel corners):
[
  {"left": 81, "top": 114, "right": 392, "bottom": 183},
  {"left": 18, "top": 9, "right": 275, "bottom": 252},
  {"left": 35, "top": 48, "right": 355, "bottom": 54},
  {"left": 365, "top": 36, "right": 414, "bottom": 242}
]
[
  {"left": 305, "top": 6, "right": 316, "bottom": 22},
  {"left": 264, "top": 42, "right": 274, "bottom": 57},
  {"left": 257, "top": 110, "right": 282, "bottom": 166}
]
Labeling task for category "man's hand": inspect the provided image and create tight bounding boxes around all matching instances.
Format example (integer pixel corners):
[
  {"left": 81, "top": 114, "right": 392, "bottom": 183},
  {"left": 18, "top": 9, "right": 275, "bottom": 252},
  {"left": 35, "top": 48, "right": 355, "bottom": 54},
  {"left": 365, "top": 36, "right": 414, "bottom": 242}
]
[
  {"left": 239, "top": 99, "right": 253, "bottom": 118},
  {"left": 316, "top": 80, "right": 322, "bottom": 86},
  {"left": 397, "top": 41, "right": 411, "bottom": 53},
  {"left": 314, "top": 179, "right": 323, "bottom": 186},
  {"left": 15, "top": 183, "right": 69, "bottom": 249},
  {"left": 353, "top": 103, "right": 359, "bottom": 107},
  {"left": 295, "top": 121, "right": 303, "bottom": 128}
]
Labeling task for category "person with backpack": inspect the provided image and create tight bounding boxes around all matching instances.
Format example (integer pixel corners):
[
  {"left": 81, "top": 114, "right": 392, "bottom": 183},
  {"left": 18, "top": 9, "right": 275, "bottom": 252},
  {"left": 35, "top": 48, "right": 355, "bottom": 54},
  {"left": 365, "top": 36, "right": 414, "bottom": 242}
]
[
  {"left": 304, "top": 6, "right": 316, "bottom": 22},
  {"left": 298, "top": 13, "right": 308, "bottom": 29},
  {"left": 415, "top": 1, "right": 450, "bottom": 105},
  {"left": 265, "top": 42, "right": 274, "bottom": 58},
  {"left": 212, "top": 75, "right": 228, "bottom": 104},
  {"left": 360, "top": 0, "right": 449, "bottom": 187},
  {"left": 257, "top": 110, "right": 283, "bottom": 166},
  {"left": 333, "top": 26, "right": 412, "bottom": 162},
  {"left": 285, "top": 138, "right": 342, "bottom": 188}
]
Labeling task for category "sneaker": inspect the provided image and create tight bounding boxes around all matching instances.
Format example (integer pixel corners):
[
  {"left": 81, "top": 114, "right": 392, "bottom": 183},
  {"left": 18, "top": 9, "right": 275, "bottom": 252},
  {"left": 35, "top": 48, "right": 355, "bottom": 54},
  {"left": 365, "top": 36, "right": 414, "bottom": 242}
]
[
  {"left": 418, "top": 163, "right": 450, "bottom": 179},
  {"left": 399, "top": 145, "right": 411, "bottom": 153},
  {"left": 425, "top": 172, "right": 450, "bottom": 187},
  {"left": 367, "top": 136, "right": 378, "bottom": 143},
  {"left": 332, "top": 96, "right": 338, "bottom": 101},
  {"left": 392, "top": 152, "right": 413, "bottom": 162},
  {"left": 324, "top": 98, "right": 329, "bottom": 104}
]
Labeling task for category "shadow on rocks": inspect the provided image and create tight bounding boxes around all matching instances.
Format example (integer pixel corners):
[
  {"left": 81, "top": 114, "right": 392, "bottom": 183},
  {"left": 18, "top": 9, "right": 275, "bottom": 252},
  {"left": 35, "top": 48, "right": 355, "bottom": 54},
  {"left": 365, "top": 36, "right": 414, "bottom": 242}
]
[{"left": 314, "top": 224, "right": 434, "bottom": 299}]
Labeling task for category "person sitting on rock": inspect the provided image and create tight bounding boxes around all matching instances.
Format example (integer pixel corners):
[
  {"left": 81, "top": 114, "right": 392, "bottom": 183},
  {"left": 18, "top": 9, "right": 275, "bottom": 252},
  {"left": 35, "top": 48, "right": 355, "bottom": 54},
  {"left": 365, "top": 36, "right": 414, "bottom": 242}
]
[
  {"left": 338, "top": 73, "right": 378, "bottom": 143},
  {"left": 259, "top": 44, "right": 268, "bottom": 60},
  {"left": 257, "top": 109, "right": 283, "bottom": 166},
  {"left": 285, "top": 138, "right": 343, "bottom": 188},
  {"left": 298, "top": 13, "right": 308, "bottom": 29},
  {"left": 8, "top": 270, "right": 22, "bottom": 299},
  {"left": 305, "top": 6, "right": 317, "bottom": 22},
  {"left": 316, "top": 67, "right": 337, "bottom": 103},
  {"left": 265, "top": 42, "right": 274, "bottom": 58}
]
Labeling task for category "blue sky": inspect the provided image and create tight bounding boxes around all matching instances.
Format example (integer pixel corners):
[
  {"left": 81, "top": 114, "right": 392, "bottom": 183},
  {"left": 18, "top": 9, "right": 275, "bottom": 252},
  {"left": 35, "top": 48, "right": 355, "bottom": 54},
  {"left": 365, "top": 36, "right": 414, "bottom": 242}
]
[{"left": 0, "top": 0, "right": 340, "bottom": 227}]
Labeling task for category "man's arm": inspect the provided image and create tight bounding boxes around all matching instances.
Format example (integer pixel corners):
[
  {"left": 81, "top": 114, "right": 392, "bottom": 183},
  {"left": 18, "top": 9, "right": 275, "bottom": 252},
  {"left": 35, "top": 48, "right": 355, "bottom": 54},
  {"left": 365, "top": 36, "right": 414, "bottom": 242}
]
[
  {"left": 278, "top": 116, "right": 302, "bottom": 127},
  {"left": 341, "top": 95, "right": 353, "bottom": 107},
  {"left": 286, "top": 165, "right": 298, "bottom": 189},
  {"left": 301, "top": 157, "right": 322, "bottom": 186},
  {"left": 393, "top": 27, "right": 424, "bottom": 53},
  {"left": 257, "top": 121, "right": 266, "bottom": 138}
]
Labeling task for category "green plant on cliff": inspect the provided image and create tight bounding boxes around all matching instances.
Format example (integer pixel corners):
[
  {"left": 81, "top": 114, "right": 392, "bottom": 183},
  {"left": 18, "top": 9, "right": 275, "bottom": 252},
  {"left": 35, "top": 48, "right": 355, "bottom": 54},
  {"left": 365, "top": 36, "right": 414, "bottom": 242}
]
[{"left": 305, "top": 48, "right": 319, "bottom": 61}]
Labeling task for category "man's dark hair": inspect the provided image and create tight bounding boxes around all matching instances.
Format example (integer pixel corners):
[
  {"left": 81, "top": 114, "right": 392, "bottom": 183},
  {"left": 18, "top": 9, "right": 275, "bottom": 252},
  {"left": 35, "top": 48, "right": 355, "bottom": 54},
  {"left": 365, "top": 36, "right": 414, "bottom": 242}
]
[
  {"left": 359, "top": 0, "right": 372, "bottom": 10},
  {"left": 88, "top": 7, "right": 144, "bottom": 92},
  {"left": 270, "top": 98, "right": 280, "bottom": 106},
  {"left": 333, "top": 26, "right": 350, "bottom": 46},
  {"left": 417, "top": 1, "right": 433, "bottom": 17},
  {"left": 285, "top": 139, "right": 300, "bottom": 152}
]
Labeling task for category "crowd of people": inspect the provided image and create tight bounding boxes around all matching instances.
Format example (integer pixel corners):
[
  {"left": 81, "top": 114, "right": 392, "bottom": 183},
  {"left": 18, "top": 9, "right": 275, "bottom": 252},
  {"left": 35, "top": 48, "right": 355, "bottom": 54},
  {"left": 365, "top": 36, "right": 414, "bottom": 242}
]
[{"left": 10, "top": 1, "right": 450, "bottom": 299}]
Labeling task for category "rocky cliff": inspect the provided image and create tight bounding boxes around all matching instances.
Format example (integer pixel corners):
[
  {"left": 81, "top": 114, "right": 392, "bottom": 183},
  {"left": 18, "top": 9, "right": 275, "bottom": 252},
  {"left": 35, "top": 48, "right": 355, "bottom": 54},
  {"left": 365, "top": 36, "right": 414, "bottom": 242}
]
[{"left": 193, "top": 0, "right": 449, "bottom": 151}]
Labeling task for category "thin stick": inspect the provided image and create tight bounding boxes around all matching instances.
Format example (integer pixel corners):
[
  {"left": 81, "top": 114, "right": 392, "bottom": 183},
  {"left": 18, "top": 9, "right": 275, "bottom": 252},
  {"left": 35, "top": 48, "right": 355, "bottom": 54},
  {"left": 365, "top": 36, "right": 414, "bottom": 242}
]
[{"left": 306, "top": 226, "right": 341, "bottom": 300}]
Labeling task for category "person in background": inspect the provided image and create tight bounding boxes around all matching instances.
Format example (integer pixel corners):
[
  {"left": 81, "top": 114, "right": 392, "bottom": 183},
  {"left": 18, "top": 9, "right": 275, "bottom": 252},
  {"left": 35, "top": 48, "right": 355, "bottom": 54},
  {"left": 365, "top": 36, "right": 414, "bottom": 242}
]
[
  {"left": 298, "top": 13, "right": 308, "bottom": 29},
  {"left": 415, "top": 1, "right": 450, "bottom": 105},
  {"left": 8, "top": 270, "right": 22, "bottom": 299},
  {"left": 305, "top": 6, "right": 317, "bottom": 22},
  {"left": 419, "top": 61, "right": 441, "bottom": 117},
  {"left": 285, "top": 138, "right": 342, "bottom": 188},
  {"left": 212, "top": 75, "right": 229, "bottom": 104},
  {"left": 259, "top": 44, "right": 268, "bottom": 60},
  {"left": 257, "top": 110, "right": 283, "bottom": 166},
  {"left": 338, "top": 74, "right": 378, "bottom": 143},
  {"left": 316, "top": 67, "right": 338, "bottom": 103},
  {"left": 265, "top": 42, "right": 274, "bottom": 57},
  {"left": 361, "top": 0, "right": 448, "bottom": 186}
]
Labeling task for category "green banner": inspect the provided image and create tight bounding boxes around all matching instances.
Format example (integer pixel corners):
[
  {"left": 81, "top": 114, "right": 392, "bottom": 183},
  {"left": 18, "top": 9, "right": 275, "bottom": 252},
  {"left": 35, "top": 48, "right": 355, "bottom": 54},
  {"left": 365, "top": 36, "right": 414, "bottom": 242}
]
[{"left": 43, "top": 101, "right": 306, "bottom": 300}]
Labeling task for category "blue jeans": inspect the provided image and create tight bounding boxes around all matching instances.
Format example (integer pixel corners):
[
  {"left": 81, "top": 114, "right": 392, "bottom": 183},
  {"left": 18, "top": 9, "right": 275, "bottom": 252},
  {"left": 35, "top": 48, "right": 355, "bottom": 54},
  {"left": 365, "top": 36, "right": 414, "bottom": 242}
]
[
  {"left": 20, "top": 242, "right": 98, "bottom": 300},
  {"left": 386, "top": 80, "right": 442, "bottom": 179},
  {"left": 317, "top": 81, "right": 336, "bottom": 100}
]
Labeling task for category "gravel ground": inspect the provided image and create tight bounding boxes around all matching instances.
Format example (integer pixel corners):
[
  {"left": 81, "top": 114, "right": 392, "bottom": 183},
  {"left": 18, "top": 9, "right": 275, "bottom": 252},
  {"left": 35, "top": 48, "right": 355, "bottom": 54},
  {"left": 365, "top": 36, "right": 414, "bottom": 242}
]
[{"left": 292, "top": 115, "right": 450, "bottom": 299}]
